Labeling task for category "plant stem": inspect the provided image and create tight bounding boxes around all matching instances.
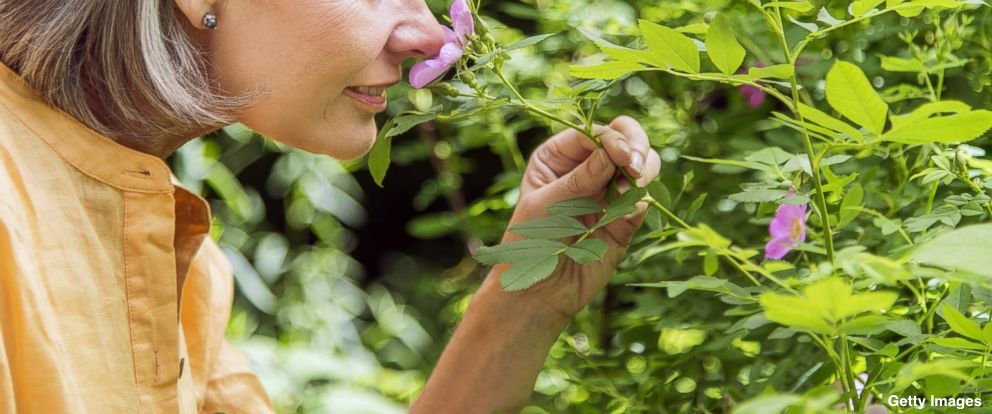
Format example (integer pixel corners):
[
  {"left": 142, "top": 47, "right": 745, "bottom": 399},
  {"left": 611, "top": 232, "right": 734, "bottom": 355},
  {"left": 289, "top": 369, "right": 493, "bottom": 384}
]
[{"left": 771, "top": 6, "right": 836, "bottom": 263}]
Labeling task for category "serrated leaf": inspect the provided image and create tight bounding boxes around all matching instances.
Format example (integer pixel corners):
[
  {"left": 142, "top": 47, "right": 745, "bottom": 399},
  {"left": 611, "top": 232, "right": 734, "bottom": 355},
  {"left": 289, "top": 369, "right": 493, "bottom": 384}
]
[
  {"left": 882, "top": 110, "right": 992, "bottom": 144},
  {"left": 825, "top": 61, "right": 888, "bottom": 135},
  {"left": 639, "top": 19, "right": 700, "bottom": 73},
  {"left": 565, "top": 239, "right": 608, "bottom": 264},
  {"left": 705, "top": 14, "right": 746, "bottom": 76},
  {"left": 852, "top": 0, "right": 885, "bottom": 16},
  {"left": 504, "top": 33, "right": 557, "bottom": 51},
  {"left": 595, "top": 188, "right": 647, "bottom": 229},
  {"left": 500, "top": 255, "right": 560, "bottom": 291},
  {"left": 547, "top": 198, "right": 603, "bottom": 216},
  {"left": 880, "top": 55, "right": 927, "bottom": 73},
  {"left": 509, "top": 215, "right": 588, "bottom": 239},
  {"left": 930, "top": 337, "right": 986, "bottom": 350},
  {"left": 940, "top": 303, "right": 984, "bottom": 341},
  {"left": 763, "top": 1, "right": 814, "bottom": 12},
  {"left": 385, "top": 112, "right": 437, "bottom": 139},
  {"left": 475, "top": 240, "right": 567, "bottom": 265},
  {"left": 748, "top": 64, "right": 795, "bottom": 80},
  {"left": 889, "top": 100, "right": 972, "bottom": 129},
  {"left": 570, "top": 61, "right": 644, "bottom": 80},
  {"left": 839, "top": 183, "right": 864, "bottom": 228},
  {"left": 728, "top": 189, "right": 790, "bottom": 203},
  {"left": 797, "top": 103, "right": 865, "bottom": 141}
]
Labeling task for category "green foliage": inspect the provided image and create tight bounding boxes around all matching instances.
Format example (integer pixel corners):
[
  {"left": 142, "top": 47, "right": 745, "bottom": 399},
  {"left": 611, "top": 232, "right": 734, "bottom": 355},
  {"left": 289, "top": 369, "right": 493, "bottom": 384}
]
[{"left": 179, "top": 0, "right": 992, "bottom": 412}]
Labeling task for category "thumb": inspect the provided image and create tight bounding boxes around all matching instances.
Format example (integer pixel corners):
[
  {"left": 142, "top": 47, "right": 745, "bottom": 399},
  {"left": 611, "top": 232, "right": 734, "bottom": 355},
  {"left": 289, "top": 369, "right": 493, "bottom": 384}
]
[{"left": 534, "top": 148, "right": 616, "bottom": 206}]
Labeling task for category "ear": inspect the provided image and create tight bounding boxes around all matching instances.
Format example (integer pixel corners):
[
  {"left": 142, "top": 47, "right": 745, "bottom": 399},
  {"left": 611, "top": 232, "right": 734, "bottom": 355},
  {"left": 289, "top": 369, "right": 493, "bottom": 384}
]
[{"left": 174, "top": 0, "right": 217, "bottom": 30}]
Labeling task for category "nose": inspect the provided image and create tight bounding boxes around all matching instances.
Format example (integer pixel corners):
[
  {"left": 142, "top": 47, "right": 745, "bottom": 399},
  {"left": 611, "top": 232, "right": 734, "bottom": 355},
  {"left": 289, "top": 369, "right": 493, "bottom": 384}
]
[{"left": 386, "top": 1, "right": 447, "bottom": 61}]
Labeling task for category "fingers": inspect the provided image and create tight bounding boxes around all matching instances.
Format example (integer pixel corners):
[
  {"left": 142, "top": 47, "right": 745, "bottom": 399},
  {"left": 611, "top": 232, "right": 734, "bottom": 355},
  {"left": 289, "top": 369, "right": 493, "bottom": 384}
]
[
  {"left": 635, "top": 148, "right": 662, "bottom": 187},
  {"left": 608, "top": 116, "right": 651, "bottom": 178},
  {"left": 599, "top": 200, "right": 649, "bottom": 247},
  {"left": 532, "top": 148, "right": 616, "bottom": 205}
]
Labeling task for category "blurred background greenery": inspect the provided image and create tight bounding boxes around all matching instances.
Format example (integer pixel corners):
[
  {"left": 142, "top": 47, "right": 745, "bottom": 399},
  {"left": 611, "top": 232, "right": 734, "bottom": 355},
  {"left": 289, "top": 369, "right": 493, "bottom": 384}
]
[{"left": 167, "top": 0, "right": 992, "bottom": 412}]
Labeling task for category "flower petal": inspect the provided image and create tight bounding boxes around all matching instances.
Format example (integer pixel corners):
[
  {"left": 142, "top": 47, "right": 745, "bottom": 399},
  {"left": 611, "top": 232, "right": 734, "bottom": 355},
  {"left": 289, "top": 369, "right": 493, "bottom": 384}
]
[
  {"left": 442, "top": 25, "right": 457, "bottom": 45},
  {"left": 764, "top": 234, "right": 795, "bottom": 260},
  {"left": 436, "top": 42, "right": 464, "bottom": 65},
  {"left": 409, "top": 58, "right": 452, "bottom": 89},
  {"left": 408, "top": 43, "right": 463, "bottom": 88},
  {"left": 450, "top": 0, "right": 475, "bottom": 43}
]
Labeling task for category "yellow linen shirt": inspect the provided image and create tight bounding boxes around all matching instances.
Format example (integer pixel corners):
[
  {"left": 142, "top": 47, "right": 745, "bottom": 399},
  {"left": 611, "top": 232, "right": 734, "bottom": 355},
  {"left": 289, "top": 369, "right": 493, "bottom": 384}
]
[{"left": 0, "top": 62, "right": 273, "bottom": 413}]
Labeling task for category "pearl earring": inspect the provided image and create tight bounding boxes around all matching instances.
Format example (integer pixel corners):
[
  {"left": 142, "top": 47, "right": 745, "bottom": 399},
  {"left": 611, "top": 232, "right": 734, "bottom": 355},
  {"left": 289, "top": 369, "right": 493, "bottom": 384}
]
[{"left": 202, "top": 12, "right": 218, "bottom": 29}]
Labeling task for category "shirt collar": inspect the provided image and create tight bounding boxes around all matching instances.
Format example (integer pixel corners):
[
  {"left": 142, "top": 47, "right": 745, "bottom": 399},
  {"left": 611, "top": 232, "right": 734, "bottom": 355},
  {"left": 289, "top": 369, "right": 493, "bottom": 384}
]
[{"left": 0, "top": 62, "right": 174, "bottom": 194}]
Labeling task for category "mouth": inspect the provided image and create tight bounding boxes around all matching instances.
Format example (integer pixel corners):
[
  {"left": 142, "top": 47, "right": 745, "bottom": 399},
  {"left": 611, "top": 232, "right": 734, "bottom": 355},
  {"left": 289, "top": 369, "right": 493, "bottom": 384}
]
[{"left": 343, "top": 82, "right": 397, "bottom": 113}]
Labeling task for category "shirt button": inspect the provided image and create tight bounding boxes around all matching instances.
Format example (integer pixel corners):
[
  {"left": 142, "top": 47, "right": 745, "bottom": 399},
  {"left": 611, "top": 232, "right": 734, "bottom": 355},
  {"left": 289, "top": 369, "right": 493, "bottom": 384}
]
[{"left": 179, "top": 358, "right": 185, "bottom": 378}]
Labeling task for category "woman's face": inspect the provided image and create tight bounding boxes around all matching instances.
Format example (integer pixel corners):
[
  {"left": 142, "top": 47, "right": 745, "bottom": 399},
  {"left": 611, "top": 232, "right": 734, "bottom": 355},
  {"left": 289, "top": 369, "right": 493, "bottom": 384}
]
[{"left": 195, "top": 0, "right": 445, "bottom": 160}]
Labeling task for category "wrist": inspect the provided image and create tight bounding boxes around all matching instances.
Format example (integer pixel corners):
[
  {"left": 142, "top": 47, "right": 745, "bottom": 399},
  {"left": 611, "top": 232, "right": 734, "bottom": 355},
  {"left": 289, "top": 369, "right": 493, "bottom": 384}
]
[{"left": 476, "top": 267, "right": 573, "bottom": 333}]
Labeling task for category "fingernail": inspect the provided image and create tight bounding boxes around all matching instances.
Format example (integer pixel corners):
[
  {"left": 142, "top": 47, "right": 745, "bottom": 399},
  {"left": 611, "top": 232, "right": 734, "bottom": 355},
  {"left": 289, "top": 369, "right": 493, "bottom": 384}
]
[
  {"left": 617, "top": 179, "right": 632, "bottom": 194},
  {"left": 616, "top": 139, "right": 632, "bottom": 157},
  {"left": 630, "top": 152, "right": 644, "bottom": 173}
]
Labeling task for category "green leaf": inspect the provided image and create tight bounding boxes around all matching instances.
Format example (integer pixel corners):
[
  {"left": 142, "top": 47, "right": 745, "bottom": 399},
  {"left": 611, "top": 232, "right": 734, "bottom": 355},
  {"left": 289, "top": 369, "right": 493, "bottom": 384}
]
[
  {"left": 929, "top": 337, "right": 986, "bottom": 351},
  {"left": 595, "top": 188, "right": 647, "bottom": 229},
  {"left": 547, "top": 198, "right": 604, "bottom": 216},
  {"left": 914, "top": 224, "right": 992, "bottom": 277},
  {"left": 703, "top": 249, "right": 719, "bottom": 276},
  {"left": 728, "top": 189, "right": 790, "bottom": 203},
  {"left": 852, "top": 0, "right": 885, "bottom": 16},
  {"left": 734, "top": 395, "right": 801, "bottom": 414},
  {"left": 509, "top": 215, "right": 588, "bottom": 239},
  {"left": 940, "top": 303, "right": 983, "bottom": 342},
  {"left": 500, "top": 255, "right": 560, "bottom": 291},
  {"left": 882, "top": 110, "right": 992, "bottom": 144},
  {"left": 838, "top": 183, "right": 863, "bottom": 228},
  {"left": 893, "top": 359, "right": 974, "bottom": 391},
  {"left": 565, "top": 239, "right": 608, "bottom": 264},
  {"left": 825, "top": 61, "right": 888, "bottom": 135},
  {"left": 762, "top": 1, "right": 814, "bottom": 12},
  {"left": 633, "top": 275, "right": 750, "bottom": 299},
  {"left": 880, "top": 55, "right": 927, "bottom": 73},
  {"left": 705, "top": 14, "right": 746, "bottom": 76},
  {"left": 368, "top": 130, "right": 393, "bottom": 187},
  {"left": 504, "top": 33, "right": 558, "bottom": 51},
  {"left": 839, "top": 315, "right": 891, "bottom": 335},
  {"left": 570, "top": 61, "right": 644, "bottom": 80},
  {"left": 475, "top": 240, "right": 567, "bottom": 265},
  {"left": 889, "top": 100, "right": 972, "bottom": 130},
  {"left": 638, "top": 19, "right": 700, "bottom": 73},
  {"left": 747, "top": 64, "right": 795, "bottom": 80},
  {"left": 369, "top": 112, "right": 438, "bottom": 186},
  {"left": 797, "top": 103, "right": 865, "bottom": 141},
  {"left": 984, "top": 322, "right": 992, "bottom": 345},
  {"left": 760, "top": 294, "right": 833, "bottom": 334}
]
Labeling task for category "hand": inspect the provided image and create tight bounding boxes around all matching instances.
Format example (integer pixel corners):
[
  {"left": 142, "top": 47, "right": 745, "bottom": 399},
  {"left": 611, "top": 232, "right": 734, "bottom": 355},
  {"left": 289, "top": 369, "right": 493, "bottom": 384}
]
[{"left": 489, "top": 116, "right": 662, "bottom": 322}]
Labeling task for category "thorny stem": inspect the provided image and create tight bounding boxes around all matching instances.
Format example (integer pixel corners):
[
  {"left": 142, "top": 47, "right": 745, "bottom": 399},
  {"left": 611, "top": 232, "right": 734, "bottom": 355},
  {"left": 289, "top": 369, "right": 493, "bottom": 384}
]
[{"left": 770, "top": 5, "right": 836, "bottom": 263}]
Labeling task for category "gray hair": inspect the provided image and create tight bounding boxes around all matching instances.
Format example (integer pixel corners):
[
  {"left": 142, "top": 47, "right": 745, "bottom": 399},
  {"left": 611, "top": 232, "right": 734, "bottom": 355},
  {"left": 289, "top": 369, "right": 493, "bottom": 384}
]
[{"left": 0, "top": 1, "right": 244, "bottom": 147}]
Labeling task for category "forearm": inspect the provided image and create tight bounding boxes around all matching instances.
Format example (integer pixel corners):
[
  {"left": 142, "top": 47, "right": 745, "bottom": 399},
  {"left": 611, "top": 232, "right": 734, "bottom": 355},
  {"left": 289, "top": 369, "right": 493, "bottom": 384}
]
[{"left": 411, "top": 270, "right": 570, "bottom": 414}]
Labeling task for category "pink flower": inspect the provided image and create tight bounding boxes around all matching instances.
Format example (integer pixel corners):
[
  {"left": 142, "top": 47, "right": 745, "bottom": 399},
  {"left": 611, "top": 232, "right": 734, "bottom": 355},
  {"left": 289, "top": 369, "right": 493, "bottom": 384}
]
[
  {"left": 740, "top": 84, "right": 767, "bottom": 108},
  {"left": 764, "top": 201, "right": 807, "bottom": 260},
  {"left": 738, "top": 63, "right": 767, "bottom": 108},
  {"left": 409, "top": 0, "right": 475, "bottom": 89}
]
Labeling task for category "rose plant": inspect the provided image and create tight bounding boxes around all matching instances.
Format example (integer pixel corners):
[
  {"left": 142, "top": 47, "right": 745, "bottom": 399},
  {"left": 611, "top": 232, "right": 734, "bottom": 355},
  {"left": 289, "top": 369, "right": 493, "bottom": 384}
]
[{"left": 368, "top": 0, "right": 992, "bottom": 411}]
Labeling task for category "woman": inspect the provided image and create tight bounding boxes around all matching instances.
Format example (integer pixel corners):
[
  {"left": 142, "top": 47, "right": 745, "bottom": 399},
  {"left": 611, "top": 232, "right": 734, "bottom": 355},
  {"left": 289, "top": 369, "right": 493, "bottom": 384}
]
[{"left": 0, "top": 0, "right": 661, "bottom": 412}]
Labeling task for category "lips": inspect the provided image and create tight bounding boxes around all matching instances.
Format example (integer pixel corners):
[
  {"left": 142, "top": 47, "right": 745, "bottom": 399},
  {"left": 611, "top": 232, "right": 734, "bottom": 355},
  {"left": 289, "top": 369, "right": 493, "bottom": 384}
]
[{"left": 343, "top": 84, "right": 394, "bottom": 112}]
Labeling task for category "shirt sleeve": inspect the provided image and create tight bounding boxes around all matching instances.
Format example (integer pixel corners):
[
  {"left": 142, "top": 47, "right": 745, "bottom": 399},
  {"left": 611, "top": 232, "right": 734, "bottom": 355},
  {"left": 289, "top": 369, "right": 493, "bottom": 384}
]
[
  {"left": 181, "top": 237, "right": 274, "bottom": 413},
  {"left": 200, "top": 340, "right": 274, "bottom": 414},
  {"left": 0, "top": 214, "right": 17, "bottom": 413}
]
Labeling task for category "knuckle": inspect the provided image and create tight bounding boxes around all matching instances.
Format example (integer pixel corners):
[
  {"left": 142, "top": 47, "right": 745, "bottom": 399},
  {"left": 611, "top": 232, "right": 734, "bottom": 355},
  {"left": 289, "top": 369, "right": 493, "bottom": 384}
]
[{"left": 565, "top": 173, "right": 585, "bottom": 194}]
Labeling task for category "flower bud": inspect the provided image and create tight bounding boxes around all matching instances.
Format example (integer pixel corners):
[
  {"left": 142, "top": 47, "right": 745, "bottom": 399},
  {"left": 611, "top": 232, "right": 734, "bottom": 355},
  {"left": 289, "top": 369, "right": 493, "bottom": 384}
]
[{"left": 429, "top": 82, "right": 462, "bottom": 97}]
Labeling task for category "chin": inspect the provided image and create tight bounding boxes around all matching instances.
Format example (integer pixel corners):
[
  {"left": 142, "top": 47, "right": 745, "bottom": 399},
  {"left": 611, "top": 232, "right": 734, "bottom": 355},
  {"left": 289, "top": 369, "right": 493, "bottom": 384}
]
[{"left": 291, "top": 122, "right": 377, "bottom": 161}]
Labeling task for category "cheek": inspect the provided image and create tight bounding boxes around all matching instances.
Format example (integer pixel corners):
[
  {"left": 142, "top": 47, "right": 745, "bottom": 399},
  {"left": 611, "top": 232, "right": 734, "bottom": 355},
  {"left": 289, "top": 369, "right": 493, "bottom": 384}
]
[{"left": 209, "top": 2, "right": 388, "bottom": 159}]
